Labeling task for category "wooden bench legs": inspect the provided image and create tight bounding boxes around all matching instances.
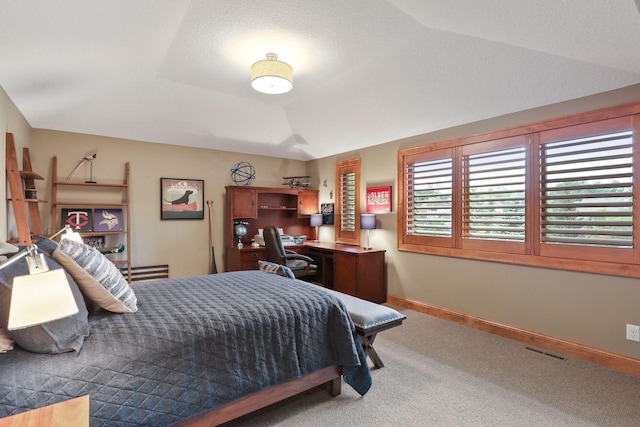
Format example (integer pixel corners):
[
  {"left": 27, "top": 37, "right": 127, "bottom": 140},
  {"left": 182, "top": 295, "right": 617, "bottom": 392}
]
[{"left": 361, "top": 333, "right": 384, "bottom": 369}]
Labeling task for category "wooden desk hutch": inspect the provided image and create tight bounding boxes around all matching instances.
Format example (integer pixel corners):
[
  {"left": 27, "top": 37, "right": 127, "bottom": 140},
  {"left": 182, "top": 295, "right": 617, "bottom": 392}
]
[{"left": 224, "top": 186, "right": 387, "bottom": 303}]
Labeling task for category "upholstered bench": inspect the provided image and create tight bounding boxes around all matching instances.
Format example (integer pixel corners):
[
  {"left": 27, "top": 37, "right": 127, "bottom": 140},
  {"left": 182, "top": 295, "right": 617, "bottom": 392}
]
[
  {"left": 316, "top": 287, "right": 406, "bottom": 369},
  {"left": 257, "top": 260, "right": 406, "bottom": 369}
]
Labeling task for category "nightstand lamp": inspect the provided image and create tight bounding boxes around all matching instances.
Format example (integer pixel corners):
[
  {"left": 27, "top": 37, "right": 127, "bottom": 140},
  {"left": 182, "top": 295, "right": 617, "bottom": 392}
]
[
  {"left": 310, "top": 213, "right": 323, "bottom": 242},
  {"left": 361, "top": 214, "right": 377, "bottom": 250},
  {"left": 1, "top": 245, "right": 79, "bottom": 330}
]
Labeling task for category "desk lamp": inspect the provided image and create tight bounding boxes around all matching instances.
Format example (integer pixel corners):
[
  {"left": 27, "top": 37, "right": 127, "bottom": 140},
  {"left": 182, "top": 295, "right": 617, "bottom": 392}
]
[
  {"left": 360, "top": 214, "right": 377, "bottom": 249},
  {"left": 50, "top": 224, "right": 83, "bottom": 243},
  {"left": 1, "top": 245, "right": 78, "bottom": 330},
  {"left": 310, "top": 214, "right": 323, "bottom": 242}
]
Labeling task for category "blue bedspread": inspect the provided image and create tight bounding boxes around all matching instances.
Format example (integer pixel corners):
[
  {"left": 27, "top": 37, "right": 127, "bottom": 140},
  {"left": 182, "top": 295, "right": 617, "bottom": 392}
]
[{"left": 0, "top": 271, "right": 371, "bottom": 426}]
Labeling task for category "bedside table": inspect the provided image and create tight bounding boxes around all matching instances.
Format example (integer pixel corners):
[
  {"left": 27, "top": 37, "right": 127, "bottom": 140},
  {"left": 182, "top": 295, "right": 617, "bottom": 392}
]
[{"left": 0, "top": 395, "right": 89, "bottom": 427}]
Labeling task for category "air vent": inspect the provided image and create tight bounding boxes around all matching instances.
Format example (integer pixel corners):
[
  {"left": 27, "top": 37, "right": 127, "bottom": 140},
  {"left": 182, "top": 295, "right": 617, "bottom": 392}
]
[{"left": 525, "top": 347, "right": 567, "bottom": 361}]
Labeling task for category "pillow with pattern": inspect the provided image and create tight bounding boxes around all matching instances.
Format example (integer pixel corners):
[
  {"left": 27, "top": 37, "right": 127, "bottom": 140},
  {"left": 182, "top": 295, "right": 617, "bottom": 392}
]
[
  {"left": 258, "top": 260, "right": 296, "bottom": 279},
  {"left": 53, "top": 239, "right": 137, "bottom": 313}
]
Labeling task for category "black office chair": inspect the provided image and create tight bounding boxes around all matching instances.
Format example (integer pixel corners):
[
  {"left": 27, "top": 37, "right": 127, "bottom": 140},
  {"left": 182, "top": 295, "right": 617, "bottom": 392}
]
[{"left": 263, "top": 226, "right": 317, "bottom": 279}]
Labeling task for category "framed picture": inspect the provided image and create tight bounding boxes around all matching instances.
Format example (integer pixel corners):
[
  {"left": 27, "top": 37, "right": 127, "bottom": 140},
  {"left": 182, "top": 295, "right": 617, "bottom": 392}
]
[
  {"left": 84, "top": 235, "right": 105, "bottom": 249},
  {"left": 161, "top": 178, "right": 205, "bottom": 220},
  {"left": 94, "top": 209, "right": 124, "bottom": 232},
  {"left": 61, "top": 208, "right": 93, "bottom": 232},
  {"left": 366, "top": 186, "right": 392, "bottom": 213},
  {"left": 321, "top": 203, "right": 334, "bottom": 225}
]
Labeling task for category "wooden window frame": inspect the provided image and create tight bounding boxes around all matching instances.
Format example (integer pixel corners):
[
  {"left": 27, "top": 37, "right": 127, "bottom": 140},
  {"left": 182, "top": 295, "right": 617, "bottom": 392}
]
[
  {"left": 335, "top": 158, "right": 361, "bottom": 245},
  {"left": 398, "top": 102, "right": 640, "bottom": 278}
]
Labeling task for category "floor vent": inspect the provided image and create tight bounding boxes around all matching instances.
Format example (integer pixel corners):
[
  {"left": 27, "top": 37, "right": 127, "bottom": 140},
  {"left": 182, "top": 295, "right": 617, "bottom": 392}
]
[{"left": 525, "top": 347, "right": 567, "bottom": 361}]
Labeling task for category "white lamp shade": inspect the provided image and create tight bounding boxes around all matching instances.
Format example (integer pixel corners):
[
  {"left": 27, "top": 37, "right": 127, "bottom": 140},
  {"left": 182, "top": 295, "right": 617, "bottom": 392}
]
[
  {"left": 361, "top": 214, "right": 377, "bottom": 230},
  {"left": 251, "top": 53, "right": 293, "bottom": 94},
  {"left": 310, "top": 214, "right": 323, "bottom": 227},
  {"left": 7, "top": 269, "right": 79, "bottom": 330}
]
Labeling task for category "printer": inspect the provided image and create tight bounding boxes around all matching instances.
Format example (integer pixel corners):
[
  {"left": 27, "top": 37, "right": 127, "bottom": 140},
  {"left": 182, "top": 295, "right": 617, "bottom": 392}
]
[{"left": 254, "top": 228, "right": 305, "bottom": 246}]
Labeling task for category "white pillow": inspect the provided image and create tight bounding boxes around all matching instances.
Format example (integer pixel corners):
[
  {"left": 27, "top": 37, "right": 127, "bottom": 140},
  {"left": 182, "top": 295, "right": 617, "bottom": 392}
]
[{"left": 53, "top": 240, "right": 137, "bottom": 313}]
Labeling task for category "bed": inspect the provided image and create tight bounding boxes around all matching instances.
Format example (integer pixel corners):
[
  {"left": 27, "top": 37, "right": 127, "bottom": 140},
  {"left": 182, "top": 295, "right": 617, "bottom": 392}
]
[{"left": 0, "top": 241, "right": 371, "bottom": 426}]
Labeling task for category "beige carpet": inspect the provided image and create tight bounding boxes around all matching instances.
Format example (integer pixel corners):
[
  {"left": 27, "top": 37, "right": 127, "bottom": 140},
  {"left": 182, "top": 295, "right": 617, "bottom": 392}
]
[{"left": 223, "top": 307, "right": 640, "bottom": 426}]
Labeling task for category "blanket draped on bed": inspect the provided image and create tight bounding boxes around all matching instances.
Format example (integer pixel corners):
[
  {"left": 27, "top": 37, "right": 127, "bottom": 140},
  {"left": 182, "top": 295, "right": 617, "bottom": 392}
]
[{"left": 0, "top": 271, "right": 371, "bottom": 426}]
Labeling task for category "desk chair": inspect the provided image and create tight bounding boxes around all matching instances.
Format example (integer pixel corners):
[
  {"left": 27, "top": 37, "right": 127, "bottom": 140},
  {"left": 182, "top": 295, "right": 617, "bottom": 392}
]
[{"left": 263, "top": 226, "right": 317, "bottom": 279}]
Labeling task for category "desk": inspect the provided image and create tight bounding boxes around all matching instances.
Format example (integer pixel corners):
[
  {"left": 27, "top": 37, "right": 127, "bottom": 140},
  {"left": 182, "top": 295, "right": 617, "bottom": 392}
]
[
  {"left": 303, "top": 242, "right": 386, "bottom": 303},
  {"left": 225, "top": 242, "right": 386, "bottom": 303}
]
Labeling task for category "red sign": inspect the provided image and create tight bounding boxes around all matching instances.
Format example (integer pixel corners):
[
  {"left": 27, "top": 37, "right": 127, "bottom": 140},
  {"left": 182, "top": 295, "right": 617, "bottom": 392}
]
[{"left": 366, "top": 186, "right": 392, "bottom": 213}]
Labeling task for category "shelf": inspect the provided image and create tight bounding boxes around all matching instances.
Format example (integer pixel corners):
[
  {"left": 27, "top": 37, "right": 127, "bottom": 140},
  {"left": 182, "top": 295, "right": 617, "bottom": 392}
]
[
  {"left": 81, "top": 231, "right": 127, "bottom": 236},
  {"left": 7, "top": 198, "right": 48, "bottom": 203},
  {"left": 51, "top": 156, "right": 132, "bottom": 282},
  {"left": 52, "top": 202, "right": 128, "bottom": 207},
  {"left": 53, "top": 180, "right": 127, "bottom": 188},
  {"left": 20, "top": 170, "right": 44, "bottom": 180}
]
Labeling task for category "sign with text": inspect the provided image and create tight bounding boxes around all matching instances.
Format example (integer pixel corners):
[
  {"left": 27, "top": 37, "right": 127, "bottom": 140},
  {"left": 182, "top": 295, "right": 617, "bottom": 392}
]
[{"left": 366, "top": 186, "right": 392, "bottom": 213}]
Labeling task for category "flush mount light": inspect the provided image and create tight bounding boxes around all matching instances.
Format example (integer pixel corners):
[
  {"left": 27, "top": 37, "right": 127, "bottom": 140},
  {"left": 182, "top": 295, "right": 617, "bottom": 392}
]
[{"left": 251, "top": 53, "right": 293, "bottom": 94}]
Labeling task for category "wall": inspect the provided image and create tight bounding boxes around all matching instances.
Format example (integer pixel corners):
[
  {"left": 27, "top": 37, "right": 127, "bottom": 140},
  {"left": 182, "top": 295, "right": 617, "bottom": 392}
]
[
  {"left": 0, "top": 86, "right": 32, "bottom": 241},
  {"left": 308, "top": 83, "right": 640, "bottom": 359},
  {"left": 29, "top": 130, "right": 307, "bottom": 278}
]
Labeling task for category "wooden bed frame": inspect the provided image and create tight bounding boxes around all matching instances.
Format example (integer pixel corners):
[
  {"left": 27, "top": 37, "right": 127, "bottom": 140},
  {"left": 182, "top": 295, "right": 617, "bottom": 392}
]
[{"left": 175, "top": 365, "right": 342, "bottom": 426}]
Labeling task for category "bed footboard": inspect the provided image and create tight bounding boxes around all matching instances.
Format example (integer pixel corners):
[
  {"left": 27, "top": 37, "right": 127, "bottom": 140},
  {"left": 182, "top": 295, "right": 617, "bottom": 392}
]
[{"left": 175, "top": 365, "right": 342, "bottom": 426}]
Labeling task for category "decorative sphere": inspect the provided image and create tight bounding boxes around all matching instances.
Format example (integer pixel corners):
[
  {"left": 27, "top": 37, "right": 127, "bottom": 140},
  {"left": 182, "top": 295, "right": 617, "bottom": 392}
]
[
  {"left": 234, "top": 224, "right": 248, "bottom": 240},
  {"left": 230, "top": 161, "right": 256, "bottom": 186}
]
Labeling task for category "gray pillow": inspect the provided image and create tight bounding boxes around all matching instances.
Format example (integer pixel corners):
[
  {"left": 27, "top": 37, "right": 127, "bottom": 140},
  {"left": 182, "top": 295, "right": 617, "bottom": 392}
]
[
  {"left": 0, "top": 252, "right": 89, "bottom": 354},
  {"left": 53, "top": 239, "right": 137, "bottom": 313},
  {"left": 258, "top": 260, "right": 296, "bottom": 279}
]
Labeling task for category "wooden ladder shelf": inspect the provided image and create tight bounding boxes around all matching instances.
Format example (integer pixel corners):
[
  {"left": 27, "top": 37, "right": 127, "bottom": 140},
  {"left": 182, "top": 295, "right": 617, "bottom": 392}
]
[{"left": 5, "top": 132, "right": 45, "bottom": 245}]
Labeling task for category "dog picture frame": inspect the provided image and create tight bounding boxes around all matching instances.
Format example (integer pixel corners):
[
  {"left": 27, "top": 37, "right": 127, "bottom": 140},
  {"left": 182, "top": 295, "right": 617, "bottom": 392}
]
[{"left": 160, "top": 178, "right": 205, "bottom": 220}]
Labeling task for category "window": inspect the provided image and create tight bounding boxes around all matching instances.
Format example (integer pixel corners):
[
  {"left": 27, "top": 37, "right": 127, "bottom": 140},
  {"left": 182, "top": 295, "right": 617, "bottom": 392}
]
[
  {"left": 461, "top": 136, "right": 529, "bottom": 255},
  {"left": 538, "top": 117, "right": 635, "bottom": 264},
  {"left": 335, "top": 158, "right": 361, "bottom": 245},
  {"left": 403, "top": 148, "right": 454, "bottom": 248},
  {"left": 398, "top": 103, "right": 640, "bottom": 278}
]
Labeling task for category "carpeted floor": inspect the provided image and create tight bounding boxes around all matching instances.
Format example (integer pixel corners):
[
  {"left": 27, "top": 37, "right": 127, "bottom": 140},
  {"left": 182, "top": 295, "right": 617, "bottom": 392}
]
[{"left": 223, "top": 307, "right": 640, "bottom": 426}]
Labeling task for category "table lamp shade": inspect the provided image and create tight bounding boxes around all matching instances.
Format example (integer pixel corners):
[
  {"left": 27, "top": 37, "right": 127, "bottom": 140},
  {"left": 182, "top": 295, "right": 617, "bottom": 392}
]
[
  {"left": 310, "top": 213, "right": 323, "bottom": 242},
  {"left": 310, "top": 214, "right": 323, "bottom": 227},
  {"left": 361, "top": 214, "right": 377, "bottom": 230},
  {"left": 8, "top": 269, "right": 79, "bottom": 330}
]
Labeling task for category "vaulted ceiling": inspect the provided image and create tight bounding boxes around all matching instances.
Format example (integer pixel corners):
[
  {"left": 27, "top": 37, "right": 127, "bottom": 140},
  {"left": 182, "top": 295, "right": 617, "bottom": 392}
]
[{"left": 1, "top": 1, "right": 639, "bottom": 160}]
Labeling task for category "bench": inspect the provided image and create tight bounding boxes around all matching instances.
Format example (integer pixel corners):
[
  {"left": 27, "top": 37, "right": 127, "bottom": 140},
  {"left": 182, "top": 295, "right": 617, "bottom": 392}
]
[
  {"left": 316, "top": 287, "right": 406, "bottom": 369},
  {"left": 257, "top": 260, "right": 406, "bottom": 369}
]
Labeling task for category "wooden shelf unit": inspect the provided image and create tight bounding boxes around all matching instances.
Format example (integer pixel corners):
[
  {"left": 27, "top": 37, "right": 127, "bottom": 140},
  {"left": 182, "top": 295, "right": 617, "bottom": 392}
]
[
  {"left": 224, "top": 185, "right": 319, "bottom": 271},
  {"left": 5, "top": 133, "right": 45, "bottom": 245},
  {"left": 51, "top": 156, "right": 132, "bottom": 281}
]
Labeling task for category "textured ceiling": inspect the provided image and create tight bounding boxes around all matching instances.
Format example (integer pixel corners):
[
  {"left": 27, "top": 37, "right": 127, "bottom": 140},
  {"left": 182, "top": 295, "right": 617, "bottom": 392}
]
[{"left": 1, "top": 0, "right": 639, "bottom": 160}]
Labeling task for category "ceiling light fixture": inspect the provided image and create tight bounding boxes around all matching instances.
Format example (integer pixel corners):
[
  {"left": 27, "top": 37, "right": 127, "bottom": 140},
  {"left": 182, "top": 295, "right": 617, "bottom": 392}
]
[{"left": 251, "top": 53, "right": 293, "bottom": 94}]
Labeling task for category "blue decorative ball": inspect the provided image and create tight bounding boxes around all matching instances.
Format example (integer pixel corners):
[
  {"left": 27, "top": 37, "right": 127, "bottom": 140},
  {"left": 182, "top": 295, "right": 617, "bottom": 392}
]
[{"left": 230, "top": 161, "right": 256, "bottom": 186}]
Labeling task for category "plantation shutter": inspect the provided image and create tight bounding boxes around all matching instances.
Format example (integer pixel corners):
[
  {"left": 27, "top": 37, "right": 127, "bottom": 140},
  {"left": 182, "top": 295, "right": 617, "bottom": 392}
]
[
  {"left": 407, "top": 158, "right": 453, "bottom": 237},
  {"left": 335, "top": 158, "right": 361, "bottom": 245},
  {"left": 538, "top": 117, "right": 634, "bottom": 263},
  {"left": 340, "top": 172, "right": 357, "bottom": 231},
  {"left": 401, "top": 148, "right": 455, "bottom": 248},
  {"left": 460, "top": 136, "right": 529, "bottom": 254}
]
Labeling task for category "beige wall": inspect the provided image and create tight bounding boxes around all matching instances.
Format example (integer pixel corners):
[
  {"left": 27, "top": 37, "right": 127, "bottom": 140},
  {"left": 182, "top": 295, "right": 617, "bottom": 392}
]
[
  {"left": 1, "top": 86, "right": 32, "bottom": 241},
  {"left": 5, "top": 82, "right": 640, "bottom": 360},
  {"left": 29, "top": 130, "right": 307, "bottom": 278},
  {"left": 309, "top": 83, "right": 640, "bottom": 359}
]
